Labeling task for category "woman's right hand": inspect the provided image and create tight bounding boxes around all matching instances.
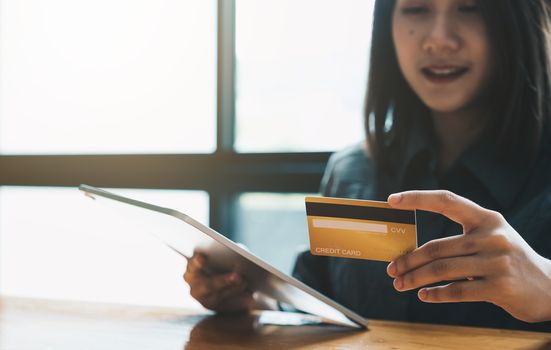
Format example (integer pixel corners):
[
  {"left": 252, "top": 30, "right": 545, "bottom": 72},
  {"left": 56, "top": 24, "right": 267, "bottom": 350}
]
[{"left": 183, "top": 252, "right": 254, "bottom": 313}]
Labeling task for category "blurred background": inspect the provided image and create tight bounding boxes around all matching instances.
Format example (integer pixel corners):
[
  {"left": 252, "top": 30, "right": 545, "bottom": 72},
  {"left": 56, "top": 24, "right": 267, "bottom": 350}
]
[{"left": 0, "top": 0, "right": 374, "bottom": 309}]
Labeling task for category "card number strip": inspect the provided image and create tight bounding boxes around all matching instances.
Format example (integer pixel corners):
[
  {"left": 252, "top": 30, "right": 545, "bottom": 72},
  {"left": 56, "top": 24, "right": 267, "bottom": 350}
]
[
  {"left": 312, "top": 218, "right": 388, "bottom": 234},
  {"left": 306, "top": 202, "right": 415, "bottom": 225}
]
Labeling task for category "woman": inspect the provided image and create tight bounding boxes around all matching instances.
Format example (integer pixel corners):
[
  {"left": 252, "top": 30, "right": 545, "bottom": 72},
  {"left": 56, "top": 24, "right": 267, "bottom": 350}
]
[{"left": 184, "top": 0, "right": 551, "bottom": 331}]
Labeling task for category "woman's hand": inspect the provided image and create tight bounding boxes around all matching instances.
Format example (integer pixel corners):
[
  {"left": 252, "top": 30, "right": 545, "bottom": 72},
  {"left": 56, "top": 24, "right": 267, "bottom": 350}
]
[
  {"left": 386, "top": 190, "right": 551, "bottom": 323},
  {"left": 183, "top": 252, "right": 254, "bottom": 313}
]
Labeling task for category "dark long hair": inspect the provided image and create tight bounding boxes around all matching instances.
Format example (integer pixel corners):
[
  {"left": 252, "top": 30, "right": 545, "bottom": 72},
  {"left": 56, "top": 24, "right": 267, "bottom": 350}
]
[{"left": 365, "top": 0, "right": 551, "bottom": 171}]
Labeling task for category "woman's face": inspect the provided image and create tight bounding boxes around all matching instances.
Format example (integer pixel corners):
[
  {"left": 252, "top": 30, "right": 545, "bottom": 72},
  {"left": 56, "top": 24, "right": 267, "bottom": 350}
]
[{"left": 392, "top": 0, "right": 493, "bottom": 114}]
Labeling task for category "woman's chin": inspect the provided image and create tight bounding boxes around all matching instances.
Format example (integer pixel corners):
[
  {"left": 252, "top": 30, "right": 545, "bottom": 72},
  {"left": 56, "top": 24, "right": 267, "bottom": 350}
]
[{"left": 421, "top": 99, "right": 471, "bottom": 116}]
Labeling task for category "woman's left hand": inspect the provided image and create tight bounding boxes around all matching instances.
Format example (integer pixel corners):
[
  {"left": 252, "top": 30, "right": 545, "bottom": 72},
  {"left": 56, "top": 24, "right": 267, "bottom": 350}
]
[{"left": 386, "top": 190, "right": 551, "bottom": 323}]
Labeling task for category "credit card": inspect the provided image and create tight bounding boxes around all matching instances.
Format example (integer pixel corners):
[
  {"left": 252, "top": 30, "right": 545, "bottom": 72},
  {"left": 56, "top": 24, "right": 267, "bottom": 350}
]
[{"left": 305, "top": 196, "right": 417, "bottom": 262}]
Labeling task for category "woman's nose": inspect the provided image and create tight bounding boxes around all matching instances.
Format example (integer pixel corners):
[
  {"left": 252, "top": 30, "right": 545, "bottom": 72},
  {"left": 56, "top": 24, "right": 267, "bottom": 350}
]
[{"left": 422, "top": 16, "right": 460, "bottom": 54}]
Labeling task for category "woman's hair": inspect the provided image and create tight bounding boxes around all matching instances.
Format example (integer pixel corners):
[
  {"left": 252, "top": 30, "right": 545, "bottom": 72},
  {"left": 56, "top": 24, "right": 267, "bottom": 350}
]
[{"left": 365, "top": 0, "right": 551, "bottom": 171}]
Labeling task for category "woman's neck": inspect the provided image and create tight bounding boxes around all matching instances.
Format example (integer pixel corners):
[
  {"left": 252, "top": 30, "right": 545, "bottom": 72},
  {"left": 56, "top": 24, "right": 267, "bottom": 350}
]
[{"left": 431, "top": 108, "right": 485, "bottom": 173}]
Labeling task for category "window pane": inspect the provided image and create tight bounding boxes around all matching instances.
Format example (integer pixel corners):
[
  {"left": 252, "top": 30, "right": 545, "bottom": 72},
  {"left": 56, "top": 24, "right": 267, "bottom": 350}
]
[
  {"left": 0, "top": 186, "right": 208, "bottom": 309},
  {"left": 0, "top": 0, "right": 216, "bottom": 154},
  {"left": 234, "top": 193, "right": 312, "bottom": 274},
  {"left": 235, "top": 0, "right": 374, "bottom": 152}
]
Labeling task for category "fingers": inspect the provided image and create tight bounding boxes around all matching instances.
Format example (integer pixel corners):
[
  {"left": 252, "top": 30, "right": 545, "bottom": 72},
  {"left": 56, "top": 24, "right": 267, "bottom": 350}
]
[
  {"left": 201, "top": 281, "right": 250, "bottom": 311},
  {"left": 418, "top": 280, "right": 489, "bottom": 303},
  {"left": 183, "top": 253, "right": 251, "bottom": 312},
  {"left": 215, "top": 279, "right": 248, "bottom": 301},
  {"left": 388, "top": 234, "right": 480, "bottom": 277},
  {"left": 188, "top": 272, "right": 245, "bottom": 301},
  {"left": 186, "top": 253, "right": 208, "bottom": 276},
  {"left": 392, "top": 256, "right": 483, "bottom": 291},
  {"left": 388, "top": 190, "right": 488, "bottom": 230}
]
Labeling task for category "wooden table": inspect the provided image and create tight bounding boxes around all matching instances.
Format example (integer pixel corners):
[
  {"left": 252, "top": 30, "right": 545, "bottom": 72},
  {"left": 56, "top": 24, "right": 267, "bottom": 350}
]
[{"left": 1, "top": 297, "right": 550, "bottom": 349}]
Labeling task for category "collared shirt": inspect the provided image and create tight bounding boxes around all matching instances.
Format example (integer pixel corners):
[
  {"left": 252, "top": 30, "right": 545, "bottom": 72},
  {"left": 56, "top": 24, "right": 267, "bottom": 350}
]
[{"left": 292, "top": 126, "right": 551, "bottom": 331}]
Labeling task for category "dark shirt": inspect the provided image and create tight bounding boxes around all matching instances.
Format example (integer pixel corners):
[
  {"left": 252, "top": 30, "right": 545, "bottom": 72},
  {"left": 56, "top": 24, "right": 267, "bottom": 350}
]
[{"left": 292, "top": 127, "right": 551, "bottom": 331}]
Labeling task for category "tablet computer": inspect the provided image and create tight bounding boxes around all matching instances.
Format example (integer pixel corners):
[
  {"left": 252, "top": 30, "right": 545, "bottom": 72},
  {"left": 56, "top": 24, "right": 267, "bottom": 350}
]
[{"left": 79, "top": 184, "right": 368, "bottom": 329}]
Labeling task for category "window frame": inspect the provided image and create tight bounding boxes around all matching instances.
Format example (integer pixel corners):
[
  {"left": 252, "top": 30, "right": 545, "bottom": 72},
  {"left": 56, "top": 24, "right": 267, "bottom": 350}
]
[{"left": 0, "top": 0, "right": 330, "bottom": 237}]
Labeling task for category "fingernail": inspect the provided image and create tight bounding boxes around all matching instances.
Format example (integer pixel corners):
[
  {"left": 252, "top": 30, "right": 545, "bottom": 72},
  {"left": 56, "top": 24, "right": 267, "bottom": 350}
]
[
  {"left": 227, "top": 274, "right": 240, "bottom": 284},
  {"left": 387, "top": 262, "right": 397, "bottom": 277},
  {"left": 418, "top": 288, "right": 428, "bottom": 300},
  {"left": 394, "top": 277, "right": 403, "bottom": 291},
  {"left": 194, "top": 259, "right": 203, "bottom": 268},
  {"left": 388, "top": 193, "right": 402, "bottom": 204}
]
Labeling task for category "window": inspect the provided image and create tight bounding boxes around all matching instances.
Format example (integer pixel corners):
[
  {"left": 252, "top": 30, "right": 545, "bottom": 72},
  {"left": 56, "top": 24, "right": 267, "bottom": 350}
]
[
  {"left": 0, "top": 0, "right": 374, "bottom": 307},
  {"left": 0, "top": 0, "right": 216, "bottom": 155},
  {"left": 0, "top": 186, "right": 207, "bottom": 308},
  {"left": 234, "top": 193, "right": 313, "bottom": 274},
  {"left": 235, "top": 0, "right": 374, "bottom": 152}
]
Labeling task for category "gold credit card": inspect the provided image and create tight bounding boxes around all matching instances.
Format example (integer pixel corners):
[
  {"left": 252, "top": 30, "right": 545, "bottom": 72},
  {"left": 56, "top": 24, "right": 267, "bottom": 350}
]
[{"left": 305, "top": 197, "right": 417, "bottom": 262}]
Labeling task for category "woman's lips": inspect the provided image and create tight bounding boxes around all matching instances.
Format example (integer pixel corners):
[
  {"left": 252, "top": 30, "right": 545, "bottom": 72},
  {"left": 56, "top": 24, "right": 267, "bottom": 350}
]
[{"left": 421, "top": 66, "right": 470, "bottom": 84}]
